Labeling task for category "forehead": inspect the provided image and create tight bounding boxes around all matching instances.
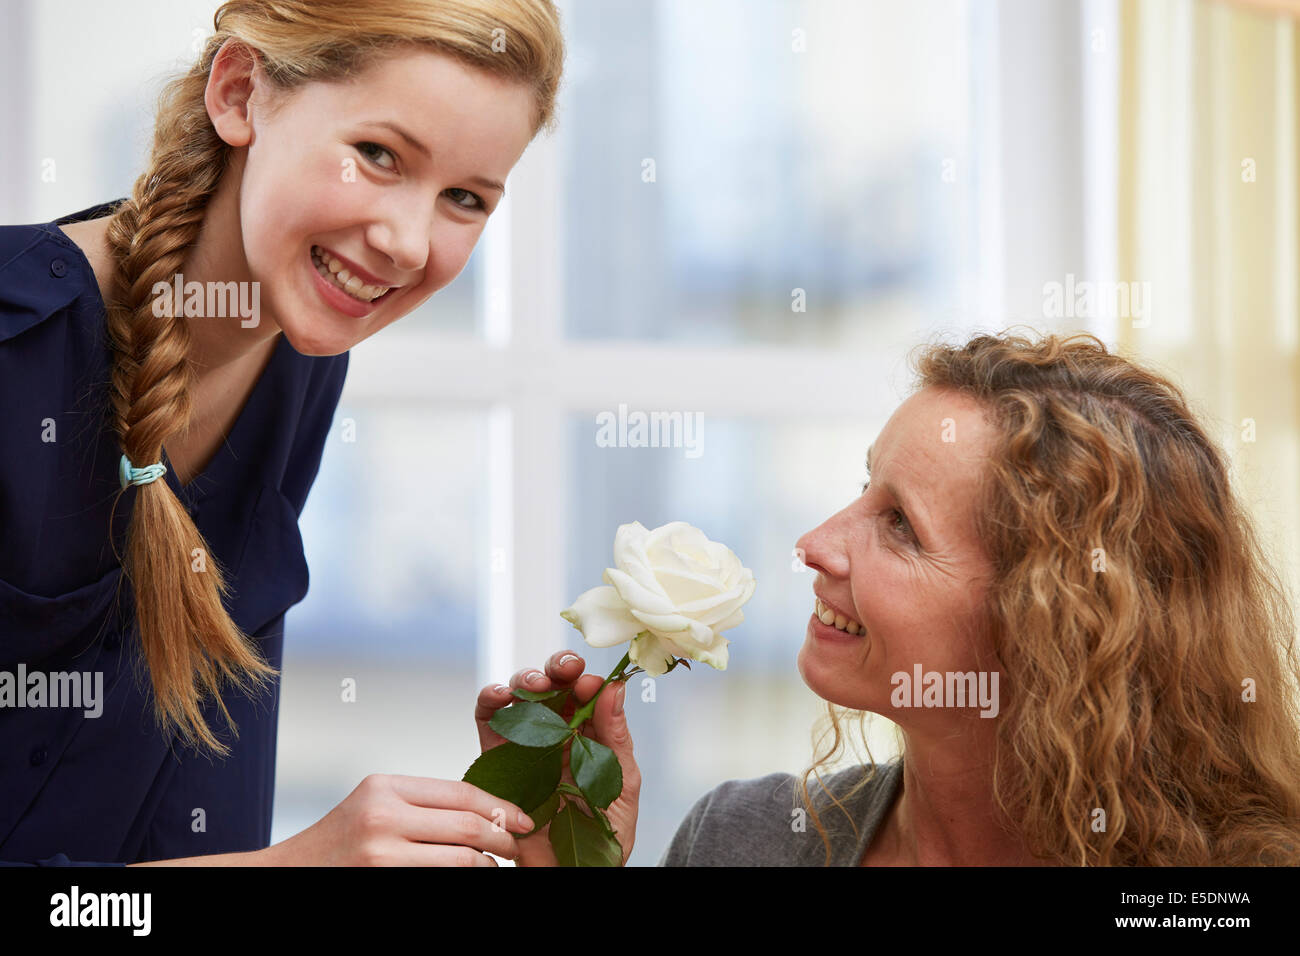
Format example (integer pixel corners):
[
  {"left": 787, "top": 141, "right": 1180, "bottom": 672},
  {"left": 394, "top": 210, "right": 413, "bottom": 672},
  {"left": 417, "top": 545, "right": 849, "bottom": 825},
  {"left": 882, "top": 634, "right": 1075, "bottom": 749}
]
[
  {"left": 872, "top": 387, "right": 994, "bottom": 537},
  {"left": 280, "top": 47, "right": 536, "bottom": 165}
]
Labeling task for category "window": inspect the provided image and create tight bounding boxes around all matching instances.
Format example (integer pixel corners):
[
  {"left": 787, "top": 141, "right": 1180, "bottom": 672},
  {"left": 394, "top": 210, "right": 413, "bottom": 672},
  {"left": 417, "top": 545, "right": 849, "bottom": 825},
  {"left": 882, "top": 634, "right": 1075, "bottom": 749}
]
[{"left": 2, "top": 0, "right": 1113, "bottom": 866}]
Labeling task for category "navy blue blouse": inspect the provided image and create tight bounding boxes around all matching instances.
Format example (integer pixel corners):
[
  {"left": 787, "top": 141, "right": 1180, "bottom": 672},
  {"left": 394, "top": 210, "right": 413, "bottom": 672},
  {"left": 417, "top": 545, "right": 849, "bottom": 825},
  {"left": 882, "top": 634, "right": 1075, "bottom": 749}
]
[{"left": 0, "top": 199, "right": 349, "bottom": 864}]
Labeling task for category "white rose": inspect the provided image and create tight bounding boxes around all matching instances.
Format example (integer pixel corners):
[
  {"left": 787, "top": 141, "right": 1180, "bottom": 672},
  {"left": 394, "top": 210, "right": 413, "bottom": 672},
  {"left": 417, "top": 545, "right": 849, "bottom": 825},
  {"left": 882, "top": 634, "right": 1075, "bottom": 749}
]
[{"left": 560, "top": 521, "right": 757, "bottom": 678}]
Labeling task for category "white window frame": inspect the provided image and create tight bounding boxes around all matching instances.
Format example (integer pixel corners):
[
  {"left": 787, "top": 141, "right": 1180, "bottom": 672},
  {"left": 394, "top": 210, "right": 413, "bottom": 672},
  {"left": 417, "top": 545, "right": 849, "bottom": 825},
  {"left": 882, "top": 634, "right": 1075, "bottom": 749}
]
[{"left": 339, "top": 0, "right": 1117, "bottom": 689}]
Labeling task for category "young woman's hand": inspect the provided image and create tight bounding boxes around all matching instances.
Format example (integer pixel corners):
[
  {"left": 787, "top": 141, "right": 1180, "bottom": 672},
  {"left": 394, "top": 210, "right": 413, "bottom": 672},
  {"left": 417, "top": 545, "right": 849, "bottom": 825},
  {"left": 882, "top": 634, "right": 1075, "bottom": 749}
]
[
  {"left": 475, "top": 649, "right": 641, "bottom": 866},
  {"left": 255, "top": 774, "right": 536, "bottom": 866}
]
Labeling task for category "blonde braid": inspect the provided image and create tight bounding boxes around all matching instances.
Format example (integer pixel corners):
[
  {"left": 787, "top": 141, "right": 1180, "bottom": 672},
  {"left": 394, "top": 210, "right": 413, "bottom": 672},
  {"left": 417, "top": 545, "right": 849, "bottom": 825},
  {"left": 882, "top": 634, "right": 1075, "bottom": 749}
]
[{"left": 104, "top": 37, "right": 276, "bottom": 757}]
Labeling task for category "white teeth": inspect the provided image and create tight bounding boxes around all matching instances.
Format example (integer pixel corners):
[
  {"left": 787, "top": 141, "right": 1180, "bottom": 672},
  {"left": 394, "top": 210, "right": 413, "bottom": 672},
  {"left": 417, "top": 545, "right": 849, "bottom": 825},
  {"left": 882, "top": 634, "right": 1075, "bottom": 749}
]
[
  {"left": 311, "top": 246, "right": 391, "bottom": 302},
  {"left": 815, "top": 598, "right": 863, "bottom": 635}
]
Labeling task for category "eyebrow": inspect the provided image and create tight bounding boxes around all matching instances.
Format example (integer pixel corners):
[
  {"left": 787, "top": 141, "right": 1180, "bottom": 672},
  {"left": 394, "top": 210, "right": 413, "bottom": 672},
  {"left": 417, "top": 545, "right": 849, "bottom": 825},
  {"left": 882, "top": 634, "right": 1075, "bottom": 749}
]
[
  {"left": 865, "top": 442, "right": 932, "bottom": 543},
  {"left": 363, "top": 120, "right": 506, "bottom": 195}
]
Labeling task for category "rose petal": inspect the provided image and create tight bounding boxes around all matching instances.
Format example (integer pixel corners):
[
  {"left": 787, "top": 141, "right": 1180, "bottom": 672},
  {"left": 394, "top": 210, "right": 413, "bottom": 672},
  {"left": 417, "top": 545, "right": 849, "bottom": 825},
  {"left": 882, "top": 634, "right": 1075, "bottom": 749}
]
[
  {"left": 639, "top": 542, "right": 698, "bottom": 577},
  {"left": 698, "top": 575, "right": 756, "bottom": 628},
  {"left": 680, "top": 618, "right": 718, "bottom": 648},
  {"left": 702, "top": 539, "right": 736, "bottom": 568},
  {"left": 661, "top": 526, "right": 716, "bottom": 568},
  {"left": 630, "top": 612, "right": 716, "bottom": 650},
  {"left": 690, "top": 637, "right": 730, "bottom": 671},
  {"left": 673, "top": 580, "right": 751, "bottom": 623},
  {"left": 560, "top": 586, "right": 645, "bottom": 648},
  {"left": 614, "top": 522, "right": 672, "bottom": 602},
  {"left": 628, "top": 608, "right": 696, "bottom": 634},
  {"left": 603, "top": 567, "right": 675, "bottom": 616},
  {"left": 629, "top": 631, "right": 682, "bottom": 677},
  {"left": 708, "top": 606, "right": 746, "bottom": 634},
  {"left": 650, "top": 568, "right": 727, "bottom": 606},
  {"left": 645, "top": 521, "right": 698, "bottom": 555}
]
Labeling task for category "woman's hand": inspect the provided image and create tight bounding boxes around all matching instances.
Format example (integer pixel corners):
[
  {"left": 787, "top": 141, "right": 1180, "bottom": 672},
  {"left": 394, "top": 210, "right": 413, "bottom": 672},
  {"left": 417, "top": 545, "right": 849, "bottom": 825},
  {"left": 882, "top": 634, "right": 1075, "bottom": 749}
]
[
  {"left": 256, "top": 774, "right": 535, "bottom": 866},
  {"left": 475, "top": 649, "right": 641, "bottom": 866}
]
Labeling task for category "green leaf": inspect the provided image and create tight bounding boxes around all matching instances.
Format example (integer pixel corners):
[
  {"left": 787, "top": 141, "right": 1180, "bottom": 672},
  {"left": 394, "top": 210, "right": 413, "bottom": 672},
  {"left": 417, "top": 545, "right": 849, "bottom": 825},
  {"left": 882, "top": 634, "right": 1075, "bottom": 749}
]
[
  {"left": 489, "top": 701, "right": 573, "bottom": 748},
  {"left": 556, "top": 781, "right": 584, "bottom": 798},
  {"left": 589, "top": 801, "right": 616, "bottom": 840},
  {"left": 540, "top": 689, "right": 572, "bottom": 716},
  {"left": 570, "top": 734, "right": 623, "bottom": 809},
  {"left": 528, "top": 789, "right": 563, "bottom": 830},
  {"left": 510, "top": 687, "right": 563, "bottom": 702},
  {"left": 511, "top": 687, "right": 572, "bottom": 716},
  {"left": 462, "top": 741, "right": 564, "bottom": 812},
  {"left": 548, "top": 800, "right": 624, "bottom": 867}
]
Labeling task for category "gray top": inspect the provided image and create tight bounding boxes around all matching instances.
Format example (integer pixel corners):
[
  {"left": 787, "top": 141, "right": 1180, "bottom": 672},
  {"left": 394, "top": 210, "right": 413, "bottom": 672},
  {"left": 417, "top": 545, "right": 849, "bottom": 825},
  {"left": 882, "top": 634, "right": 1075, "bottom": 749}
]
[{"left": 657, "top": 757, "right": 904, "bottom": 866}]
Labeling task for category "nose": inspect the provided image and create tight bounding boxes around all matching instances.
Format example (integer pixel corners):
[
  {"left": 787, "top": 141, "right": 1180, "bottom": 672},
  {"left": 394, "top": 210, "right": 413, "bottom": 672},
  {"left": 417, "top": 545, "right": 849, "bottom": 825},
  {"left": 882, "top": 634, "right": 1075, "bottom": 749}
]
[
  {"left": 367, "top": 196, "right": 435, "bottom": 276},
  {"left": 795, "top": 508, "right": 852, "bottom": 579}
]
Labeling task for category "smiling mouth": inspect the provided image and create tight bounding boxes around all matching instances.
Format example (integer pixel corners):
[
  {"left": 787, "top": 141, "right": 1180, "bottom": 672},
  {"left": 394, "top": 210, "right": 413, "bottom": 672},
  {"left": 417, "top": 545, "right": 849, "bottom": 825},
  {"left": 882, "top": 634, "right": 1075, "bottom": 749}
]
[
  {"left": 815, "top": 598, "right": 864, "bottom": 635},
  {"left": 310, "top": 245, "right": 397, "bottom": 303}
]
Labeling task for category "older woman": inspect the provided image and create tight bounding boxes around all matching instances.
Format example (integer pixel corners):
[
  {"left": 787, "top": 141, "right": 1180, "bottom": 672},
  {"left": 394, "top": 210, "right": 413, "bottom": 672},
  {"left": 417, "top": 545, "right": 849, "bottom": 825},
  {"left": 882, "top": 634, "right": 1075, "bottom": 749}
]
[{"left": 495, "top": 330, "right": 1300, "bottom": 866}]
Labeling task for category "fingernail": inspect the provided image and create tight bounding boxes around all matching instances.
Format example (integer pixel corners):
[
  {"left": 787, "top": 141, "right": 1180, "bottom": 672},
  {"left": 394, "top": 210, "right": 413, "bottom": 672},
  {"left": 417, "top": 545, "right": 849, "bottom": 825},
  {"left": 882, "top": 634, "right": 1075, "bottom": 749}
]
[
  {"left": 525, "top": 671, "right": 544, "bottom": 685},
  {"left": 516, "top": 811, "right": 534, "bottom": 831},
  {"left": 558, "top": 654, "right": 579, "bottom": 667},
  {"left": 613, "top": 683, "right": 626, "bottom": 716},
  {"left": 493, "top": 684, "right": 511, "bottom": 695}
]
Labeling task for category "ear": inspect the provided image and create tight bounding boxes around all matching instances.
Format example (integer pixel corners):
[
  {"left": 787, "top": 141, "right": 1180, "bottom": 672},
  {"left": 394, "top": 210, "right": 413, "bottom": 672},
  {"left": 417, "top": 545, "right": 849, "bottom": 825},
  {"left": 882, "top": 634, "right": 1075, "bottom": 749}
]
[{"left": 205, "top": 38, "right": 261, "bottom": 149}]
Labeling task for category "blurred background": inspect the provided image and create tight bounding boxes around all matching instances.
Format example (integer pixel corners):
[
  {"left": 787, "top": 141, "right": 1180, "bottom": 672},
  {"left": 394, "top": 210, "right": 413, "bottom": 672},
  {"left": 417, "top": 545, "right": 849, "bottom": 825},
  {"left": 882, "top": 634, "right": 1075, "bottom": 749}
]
[{"left": 2, "top": 0, "right": 1297, "bottom": 866}]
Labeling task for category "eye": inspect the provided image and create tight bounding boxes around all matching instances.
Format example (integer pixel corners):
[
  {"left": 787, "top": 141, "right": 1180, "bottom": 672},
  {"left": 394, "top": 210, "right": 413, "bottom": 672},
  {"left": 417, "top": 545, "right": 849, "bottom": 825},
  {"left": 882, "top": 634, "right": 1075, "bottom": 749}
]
[
  {"left": 356, "top": 141, "right": 397, "bottom": 171},
  {"left": 861, "top": 479, "right": 916, "bottom": 544},
  {"left": 444, "top": 187, "right": 486, "bottom": 211},
  {"left": 888, "top": 508, "right": 914, "bottom": 541},
  {"left": 352, "top": 143, "right": 486, "bottom": 211}
]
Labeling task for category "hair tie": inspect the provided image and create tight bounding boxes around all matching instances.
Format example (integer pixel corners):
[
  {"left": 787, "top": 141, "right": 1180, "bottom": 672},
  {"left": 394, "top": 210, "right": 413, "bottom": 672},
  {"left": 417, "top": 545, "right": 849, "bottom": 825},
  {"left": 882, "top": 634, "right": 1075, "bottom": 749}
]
[{"left": 119, "top": 453, "right": 167, "bottom": 489}]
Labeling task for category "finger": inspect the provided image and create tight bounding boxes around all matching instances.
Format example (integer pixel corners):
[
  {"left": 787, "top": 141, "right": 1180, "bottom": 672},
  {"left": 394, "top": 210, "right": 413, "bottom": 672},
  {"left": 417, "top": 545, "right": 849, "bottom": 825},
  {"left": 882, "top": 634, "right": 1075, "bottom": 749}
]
[
  {"left": 588, "top": 680, "right": 639, "bottom": 794},
  {"left": 474, "top": 682, "right": 517, "bottom": 750},
  {"left": 586, "top": 679, "right": 629, "bottom": 745},
  {"left": 544, "top": 649, "right": 586, "bottom": 685},
  {"left": 474, "top": 682, "right": 516, "bottom": 723},
  {"left": 570, "top": 673, "right": 607, "bottom": 705},
  {"left": 416, "top": 846, "right": 501, "bottom": 867},
  {"left": 509, "top": 666, "right": 551, "bottom": 691},
  {"left": 403, "top": 805, "right": 520, "bottom": 860},
  {"left": 508, "top": 649, "right": 589, "bottom": 694},
  {"left": 389, "top": 776, "right": 536, "bottom": 835}
]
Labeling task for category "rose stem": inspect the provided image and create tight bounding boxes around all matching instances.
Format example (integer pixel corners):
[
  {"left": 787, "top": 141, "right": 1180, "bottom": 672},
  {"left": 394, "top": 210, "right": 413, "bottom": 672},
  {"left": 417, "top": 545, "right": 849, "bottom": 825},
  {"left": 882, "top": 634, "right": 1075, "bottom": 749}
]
[{"left": 567, "top": 650, "right": 632, "bottom": 729}]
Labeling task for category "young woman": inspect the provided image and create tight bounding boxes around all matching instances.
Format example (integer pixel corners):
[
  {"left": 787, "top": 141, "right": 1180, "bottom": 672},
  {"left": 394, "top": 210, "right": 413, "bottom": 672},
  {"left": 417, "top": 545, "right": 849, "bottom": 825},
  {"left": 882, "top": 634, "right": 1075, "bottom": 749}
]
[
  {"left": 0, "top": 0, "right": 587, "bottom": 866},
  {"left": 518, "top": 332, "right": 1300, "bottom": 866}
]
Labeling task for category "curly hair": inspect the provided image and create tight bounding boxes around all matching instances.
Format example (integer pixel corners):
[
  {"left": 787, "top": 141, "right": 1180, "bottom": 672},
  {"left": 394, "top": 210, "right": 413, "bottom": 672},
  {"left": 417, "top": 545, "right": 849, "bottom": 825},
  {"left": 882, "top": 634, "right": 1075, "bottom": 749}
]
[
  {"left": 798, "top": 329, "right": 1300, "bottom": 865},
  {"left": 102, "top": 0, "right": 565, "bottom": 756}
]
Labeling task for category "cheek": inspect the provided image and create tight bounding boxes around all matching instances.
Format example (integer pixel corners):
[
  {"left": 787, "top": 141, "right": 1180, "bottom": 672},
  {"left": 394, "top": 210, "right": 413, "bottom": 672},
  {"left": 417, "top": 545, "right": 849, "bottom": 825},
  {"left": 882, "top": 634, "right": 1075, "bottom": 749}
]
[
  {"left": 429, "top": 222, "right": 482, "bottom": 285},
  {"left": 240, "top": 162, "right": 349, "bottom": 268},
  {"left": 852, "top": 552, "right": 982, "bottom": 670},
  {"left": 245, "top": 122, "right": 319, "bottom": 206},
  {"left": 295, "top": 163, "right": 377, "bottom": 229},
  {"left": 850, "top": 545, "right": 913, "bottom": 637}
]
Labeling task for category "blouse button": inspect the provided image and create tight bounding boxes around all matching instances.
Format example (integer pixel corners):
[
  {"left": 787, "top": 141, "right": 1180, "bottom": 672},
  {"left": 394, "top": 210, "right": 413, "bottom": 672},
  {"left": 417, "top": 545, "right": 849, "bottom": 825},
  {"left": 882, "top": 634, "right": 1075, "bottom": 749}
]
[
  {"left": 29, "top": 746, "right": 48, "bottom": 767},
  {"left": 50, "top": 259, "right": 67, "bottom": 278}
]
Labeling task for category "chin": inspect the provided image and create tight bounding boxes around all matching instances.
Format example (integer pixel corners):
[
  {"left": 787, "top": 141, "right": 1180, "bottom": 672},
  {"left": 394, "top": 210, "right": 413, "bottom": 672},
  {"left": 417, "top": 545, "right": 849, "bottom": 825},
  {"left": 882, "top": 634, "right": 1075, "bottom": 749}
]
[
  {"left": 797, "top": 640, "right": 876, "bottom": 712},
  {"left": 796, "top": 641, "right": 841, "bottom": 704},
  {"left": 278, "top": 324, "right": 354, "bottom": 358}
]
